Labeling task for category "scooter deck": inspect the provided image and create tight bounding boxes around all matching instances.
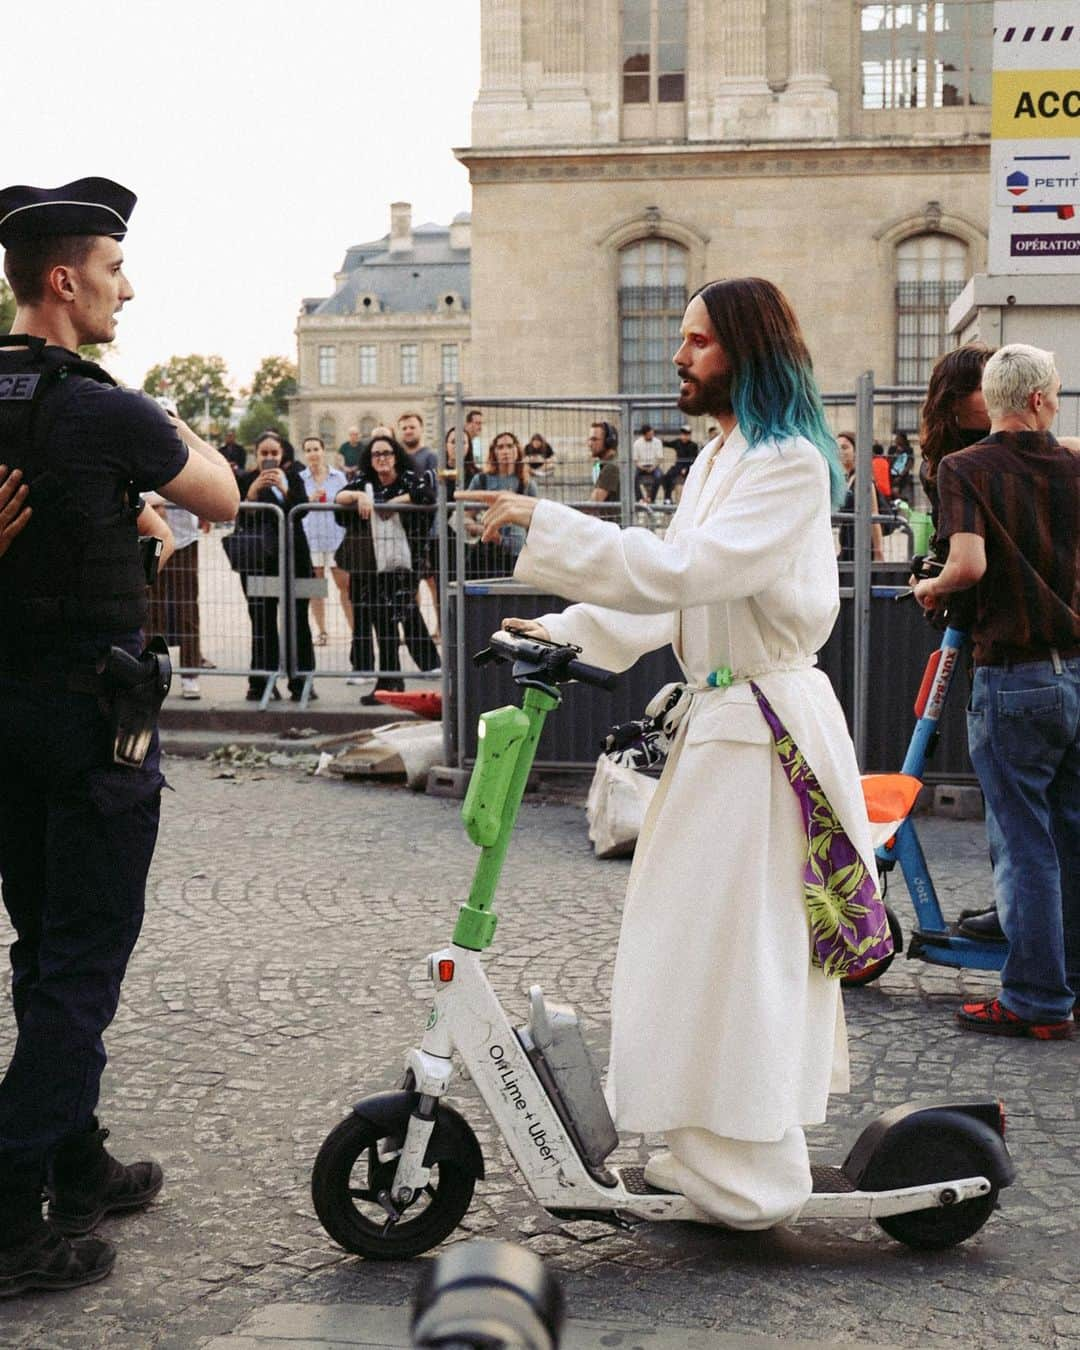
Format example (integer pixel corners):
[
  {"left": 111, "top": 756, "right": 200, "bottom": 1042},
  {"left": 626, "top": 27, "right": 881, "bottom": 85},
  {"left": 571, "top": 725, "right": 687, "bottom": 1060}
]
[{"left": 618, "top": 1164, "right": 857, "bottom": 1196}]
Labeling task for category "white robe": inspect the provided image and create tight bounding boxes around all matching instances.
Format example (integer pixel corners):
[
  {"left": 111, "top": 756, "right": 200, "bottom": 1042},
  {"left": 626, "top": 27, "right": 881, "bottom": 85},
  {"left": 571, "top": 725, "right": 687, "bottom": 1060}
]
[{"left": 515, "top": 429, "right": 875, "bottom": 1143}]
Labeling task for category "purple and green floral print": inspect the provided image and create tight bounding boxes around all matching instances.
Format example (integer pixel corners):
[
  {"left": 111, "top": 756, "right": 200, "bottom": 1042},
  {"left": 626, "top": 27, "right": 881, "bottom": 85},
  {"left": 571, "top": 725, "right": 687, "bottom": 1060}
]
[{"left": 750, "top": 682, "right": 894, "bottom": 981}]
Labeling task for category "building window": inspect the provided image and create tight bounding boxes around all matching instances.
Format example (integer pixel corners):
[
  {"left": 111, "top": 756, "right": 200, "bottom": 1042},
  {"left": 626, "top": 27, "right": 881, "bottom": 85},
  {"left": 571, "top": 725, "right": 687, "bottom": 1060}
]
[
  {"left": 894, "top": 233, "right": 969, "bottom": 428},
  {"left": 860, "top": 2, "right": 993, "bottom": 110},
  {"left": 359, "top": 415, "right": 378, "bottom": 436},
  {"left": 318, "top": 415, "right": 336, "bottom": 448},
  {"left": 400, "top": 343, "right": 419, "bottom": 386},
  {"left": 618, "top": 239, "right": 687, "bottom": 397},
  {"left": 441, "top": 343, "right": 460, "bottom": 386},
  {"left": 621, "top": 0, "right": 686, "bottom": 139},
  {"left": 318, "top": 345, "right": 337, "bottom": 386},
  {"left": 359, "top": 344, "right": 377, "bottom": 386}
]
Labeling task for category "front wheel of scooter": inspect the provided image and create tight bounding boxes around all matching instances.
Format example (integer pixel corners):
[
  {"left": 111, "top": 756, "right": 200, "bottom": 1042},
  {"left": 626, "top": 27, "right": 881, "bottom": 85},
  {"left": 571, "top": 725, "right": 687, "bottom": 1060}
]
[{"left": 312, "top": 1113, "right": 477, "bottom": 1260}]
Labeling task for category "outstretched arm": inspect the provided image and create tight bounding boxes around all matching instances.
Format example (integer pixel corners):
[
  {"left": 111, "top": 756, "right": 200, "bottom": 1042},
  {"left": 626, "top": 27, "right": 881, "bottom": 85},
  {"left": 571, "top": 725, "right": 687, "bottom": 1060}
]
[{"left": 466, "top": 442, "right": 824, "bottom": 615}]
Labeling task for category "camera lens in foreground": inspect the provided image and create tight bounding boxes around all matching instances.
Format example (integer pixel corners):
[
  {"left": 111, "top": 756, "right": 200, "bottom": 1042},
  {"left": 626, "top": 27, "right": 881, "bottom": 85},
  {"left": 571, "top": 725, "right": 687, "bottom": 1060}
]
[{"left": 411, "top": 1239, "right": 564, "bottom": 1349}]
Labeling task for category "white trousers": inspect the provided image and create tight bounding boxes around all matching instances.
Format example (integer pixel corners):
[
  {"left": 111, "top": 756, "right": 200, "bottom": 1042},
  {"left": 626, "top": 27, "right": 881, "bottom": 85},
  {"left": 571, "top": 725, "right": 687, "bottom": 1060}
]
[{"left": 658, "top": 1125, "right": 812, "bottom": 1230}]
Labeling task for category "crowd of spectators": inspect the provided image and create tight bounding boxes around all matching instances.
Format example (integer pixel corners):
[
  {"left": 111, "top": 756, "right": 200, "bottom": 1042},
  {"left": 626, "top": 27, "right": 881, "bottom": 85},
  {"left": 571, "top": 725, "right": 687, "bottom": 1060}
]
[{"left": 161, "top": 412, "right": 932, "bottom": 700}]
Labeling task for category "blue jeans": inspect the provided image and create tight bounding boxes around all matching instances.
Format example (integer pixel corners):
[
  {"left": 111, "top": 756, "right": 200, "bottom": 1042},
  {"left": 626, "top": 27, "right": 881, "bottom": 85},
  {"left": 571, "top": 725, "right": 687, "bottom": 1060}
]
[{"left": 967, "top": 655, "right": 1080, "bottom": 1022}]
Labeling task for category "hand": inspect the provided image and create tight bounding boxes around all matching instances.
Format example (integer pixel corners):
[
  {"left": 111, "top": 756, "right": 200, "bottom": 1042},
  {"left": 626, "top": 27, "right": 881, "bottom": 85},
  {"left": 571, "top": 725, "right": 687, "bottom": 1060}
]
[
  {"left": 356, "top": 495, "right": 373, "bottom": 520},
  {"left": 0, "top": 466, "right": 31, "bottom": 559},
  {"left": 501, "top": 617, "right": 551, "bottom": 641},
  {"left": 912, "top": 577, "right": 940, "bottom": 611},
  {"left": 456, "top": 490, "right": 539, "bottom": 544}
]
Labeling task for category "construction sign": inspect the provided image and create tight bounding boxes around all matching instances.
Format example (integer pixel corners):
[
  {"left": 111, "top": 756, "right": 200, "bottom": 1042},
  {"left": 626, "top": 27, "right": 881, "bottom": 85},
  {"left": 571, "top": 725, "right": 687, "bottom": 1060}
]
[{"left": 989, "top": 2, "right": 1080, "bottom": 273}]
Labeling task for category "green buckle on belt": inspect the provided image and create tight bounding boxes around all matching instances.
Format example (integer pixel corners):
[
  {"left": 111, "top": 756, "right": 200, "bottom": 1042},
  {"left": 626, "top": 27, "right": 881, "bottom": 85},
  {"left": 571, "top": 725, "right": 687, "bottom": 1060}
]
[{"left": 707, "top": 665, "right": 733, "bottom": 688}]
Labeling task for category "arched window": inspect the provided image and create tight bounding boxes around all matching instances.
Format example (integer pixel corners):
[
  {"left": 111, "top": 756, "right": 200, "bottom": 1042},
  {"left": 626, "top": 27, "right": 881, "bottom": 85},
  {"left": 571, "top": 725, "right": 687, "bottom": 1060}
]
[
  {"left": 359, "top": 415, "right": 378, "bottom": 437},
  {"left": 895, "top": 232, "right": 968, "bottom": 428},
  {"left": 618, "top": 239, "right": 687, "bottom": 397},
  {"left": 318, "top": 414, "right": 337, "bottom": 448}
]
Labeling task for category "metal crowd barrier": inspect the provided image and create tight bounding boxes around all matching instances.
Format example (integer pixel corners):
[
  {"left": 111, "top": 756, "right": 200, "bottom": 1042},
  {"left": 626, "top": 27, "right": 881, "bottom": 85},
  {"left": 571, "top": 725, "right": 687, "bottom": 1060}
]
[
  {"left": 285, "top": 500, "right": 443, "bottom": 710},
  {"left": 148, "top": 500, "right": 286, "bottom": 709}
]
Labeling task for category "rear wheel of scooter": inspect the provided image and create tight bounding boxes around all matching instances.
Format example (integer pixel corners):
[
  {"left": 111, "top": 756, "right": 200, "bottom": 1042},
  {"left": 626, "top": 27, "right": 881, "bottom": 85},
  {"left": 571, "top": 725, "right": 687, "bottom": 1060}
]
[
  {"left": 312, "top": 1114, "right": 476, "bottom": 1259},
  {"left": 840, "top": 905, "right": 903, "bottom": 988},
  {"left": 867, "top": 1132, "right": 998, "bottom": 1251}
]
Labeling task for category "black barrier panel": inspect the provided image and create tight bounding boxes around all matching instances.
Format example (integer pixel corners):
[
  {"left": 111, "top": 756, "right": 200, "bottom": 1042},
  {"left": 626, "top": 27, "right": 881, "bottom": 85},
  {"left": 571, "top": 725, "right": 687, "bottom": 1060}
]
[{"left": 452, "top": 580, "right": 973, "bottom": 782}]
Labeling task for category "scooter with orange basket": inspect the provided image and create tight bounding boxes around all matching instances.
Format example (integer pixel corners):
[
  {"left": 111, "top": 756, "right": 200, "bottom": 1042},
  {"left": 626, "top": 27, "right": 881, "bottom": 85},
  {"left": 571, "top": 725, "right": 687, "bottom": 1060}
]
[{"left": 843, "top": 572, "right": 1004, "bottom": 988}]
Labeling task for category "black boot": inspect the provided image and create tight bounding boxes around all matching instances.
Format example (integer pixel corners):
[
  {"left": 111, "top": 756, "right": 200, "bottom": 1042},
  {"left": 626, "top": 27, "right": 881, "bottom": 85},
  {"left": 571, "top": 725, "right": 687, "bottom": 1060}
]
[
  {"left": 47, "top": 1120, "right": 163, "bottom": 1235},
  {"left": 0, "top": 1185, "right": 115, "bottom": 1298},
  {"left": 956, "top": 907, "right": 1006, "bottom": 942}
]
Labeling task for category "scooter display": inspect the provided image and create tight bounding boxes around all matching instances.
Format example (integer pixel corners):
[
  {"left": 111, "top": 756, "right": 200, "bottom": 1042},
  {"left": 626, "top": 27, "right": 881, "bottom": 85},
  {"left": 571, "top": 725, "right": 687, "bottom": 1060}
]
[
  {"left": 312, "top": 631, "right": 1014, "bottom": 1260},
  {"left": 845, "top": 615, "right": 1005, "bottom": 986}
]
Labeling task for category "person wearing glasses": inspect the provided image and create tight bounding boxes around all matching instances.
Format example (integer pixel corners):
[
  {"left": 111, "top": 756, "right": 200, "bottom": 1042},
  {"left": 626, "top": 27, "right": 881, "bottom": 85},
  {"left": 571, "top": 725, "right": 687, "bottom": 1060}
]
[{"left": 334, "top": 434, "right": 440, "bottom": 703}]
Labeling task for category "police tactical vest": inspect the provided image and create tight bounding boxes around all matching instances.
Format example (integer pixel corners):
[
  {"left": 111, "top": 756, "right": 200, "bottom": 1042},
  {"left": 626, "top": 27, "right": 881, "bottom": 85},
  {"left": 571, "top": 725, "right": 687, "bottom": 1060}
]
[{"left": 0, "top": 335, "right": 148, "bottom": 642}]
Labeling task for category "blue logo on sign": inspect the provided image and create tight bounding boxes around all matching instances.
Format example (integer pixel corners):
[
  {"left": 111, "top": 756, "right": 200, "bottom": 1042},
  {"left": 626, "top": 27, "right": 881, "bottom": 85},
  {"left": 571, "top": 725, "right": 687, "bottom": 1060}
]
[{"left": 1006, "top": 170, "right": 1029, "bottom": 197}]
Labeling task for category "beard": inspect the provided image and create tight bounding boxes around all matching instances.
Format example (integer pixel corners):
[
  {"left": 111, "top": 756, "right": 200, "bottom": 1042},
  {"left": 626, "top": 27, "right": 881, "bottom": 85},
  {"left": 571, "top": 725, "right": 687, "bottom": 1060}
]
[{"left": 677, "top": 368, "right": 733, "bottom": 418}]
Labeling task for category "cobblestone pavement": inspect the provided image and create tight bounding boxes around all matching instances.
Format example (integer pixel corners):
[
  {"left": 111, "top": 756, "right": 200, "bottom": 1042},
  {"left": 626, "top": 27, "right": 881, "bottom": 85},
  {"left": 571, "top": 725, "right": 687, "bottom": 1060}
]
[{"left": 2, "top": 756, "right": 1079, "bottom": 1348}]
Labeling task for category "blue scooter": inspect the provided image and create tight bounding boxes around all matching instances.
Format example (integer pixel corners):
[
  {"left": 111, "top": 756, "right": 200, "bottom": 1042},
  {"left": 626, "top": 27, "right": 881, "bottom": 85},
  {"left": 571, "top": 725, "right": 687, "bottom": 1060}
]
[{"left": 846, "top": 617, "right": 1005, "bottom": 986}]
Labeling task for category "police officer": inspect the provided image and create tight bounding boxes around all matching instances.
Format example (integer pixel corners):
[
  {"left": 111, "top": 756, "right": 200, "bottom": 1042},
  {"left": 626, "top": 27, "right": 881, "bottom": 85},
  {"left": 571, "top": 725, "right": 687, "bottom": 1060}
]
[{"left": 0, "top": 177, "right": 238, "bottom": 1296}]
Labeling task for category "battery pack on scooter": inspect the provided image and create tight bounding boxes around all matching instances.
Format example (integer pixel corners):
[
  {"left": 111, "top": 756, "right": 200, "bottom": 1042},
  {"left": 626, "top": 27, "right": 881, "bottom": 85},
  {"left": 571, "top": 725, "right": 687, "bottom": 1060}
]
[{"left": 516, "top": 986, "right": 619, "bottom": 1183}]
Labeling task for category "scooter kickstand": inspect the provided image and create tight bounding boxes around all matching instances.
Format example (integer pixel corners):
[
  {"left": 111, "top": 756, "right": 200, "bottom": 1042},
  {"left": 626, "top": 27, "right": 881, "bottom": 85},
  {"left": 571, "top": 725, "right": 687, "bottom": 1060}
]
[{"left": 375, "top": 1190, "right": 403, "bottom": 1227}]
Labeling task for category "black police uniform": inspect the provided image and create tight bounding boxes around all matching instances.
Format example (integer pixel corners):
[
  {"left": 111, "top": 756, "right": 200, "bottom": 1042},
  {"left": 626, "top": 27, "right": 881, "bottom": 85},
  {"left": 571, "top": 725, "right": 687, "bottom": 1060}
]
[{"left": 0, "top": 182, "right": 187, "bottom": 1210}]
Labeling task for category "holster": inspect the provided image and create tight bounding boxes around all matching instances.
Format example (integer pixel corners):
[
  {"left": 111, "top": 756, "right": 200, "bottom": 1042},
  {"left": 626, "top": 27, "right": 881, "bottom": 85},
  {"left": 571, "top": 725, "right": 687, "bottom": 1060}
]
[{"left": 95, "top": 635, "right": 172, "bottom": 767}]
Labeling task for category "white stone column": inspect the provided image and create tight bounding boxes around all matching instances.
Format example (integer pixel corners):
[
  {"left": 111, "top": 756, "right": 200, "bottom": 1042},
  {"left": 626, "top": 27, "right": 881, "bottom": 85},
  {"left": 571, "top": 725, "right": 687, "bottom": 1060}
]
[
  {"left": 540, "top": 0, "right": 584, "bottom": 86},
  {"left": 534, "top": 0, "right": 592, "bottom": 140},
  {"left": 708, "top": 0, "right": 771, "bottom": 139},
  {"left": 472, "top": 0, "right": 528, "bottom": 146},
  {"left": 787, "top": 0, "right": 830, "bottom": 90},
  {"left": 685, "top": 0, "right": 712, "bottom": 141},
  {"left": 480, "top": 0, "right": 524, "bottom": 96},
  {"left": 777, "top": 0, "right": 838, "bottom": 137},
  {"left": 714, "top": 0, "right": 770, "bottom": 94}
]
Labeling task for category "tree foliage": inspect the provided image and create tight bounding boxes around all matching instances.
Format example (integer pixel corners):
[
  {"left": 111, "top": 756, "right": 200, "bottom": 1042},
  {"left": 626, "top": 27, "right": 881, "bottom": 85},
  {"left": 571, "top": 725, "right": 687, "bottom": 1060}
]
[
  {"left": 143, "top": 354, "right": 232, "bottom": 428},
  {"left": 0, "top": 279, "right": 14, "bottom": 335},
  {"left": 236, "top": 397, "right": 288, "bottom": 449},
  {"left": 248, "top": 355, "right": 297, "bottom": 416}
]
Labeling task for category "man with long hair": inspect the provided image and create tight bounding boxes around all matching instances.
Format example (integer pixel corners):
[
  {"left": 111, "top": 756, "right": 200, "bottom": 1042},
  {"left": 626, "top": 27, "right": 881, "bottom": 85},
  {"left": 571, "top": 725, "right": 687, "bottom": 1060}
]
[{"left": 461, "top": 278, "right": 878, "bottom": 1227}]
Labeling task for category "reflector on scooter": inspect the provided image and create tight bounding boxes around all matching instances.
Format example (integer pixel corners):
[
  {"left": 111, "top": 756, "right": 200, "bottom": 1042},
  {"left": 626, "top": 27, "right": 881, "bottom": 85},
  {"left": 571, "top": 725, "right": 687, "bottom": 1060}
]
[
  {"left": 438, "top": 960, "right": 455, "bottom": 983},
  {"left": 860, "top": 773, "right": 923, "bottom": 847}
]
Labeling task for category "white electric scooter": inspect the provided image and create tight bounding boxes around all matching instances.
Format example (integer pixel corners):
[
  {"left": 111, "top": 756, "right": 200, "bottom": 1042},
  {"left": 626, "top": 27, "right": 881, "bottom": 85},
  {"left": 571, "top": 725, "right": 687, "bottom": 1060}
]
[{"left": 312, "top": 632, "right": 1014, "bottom": 1259}]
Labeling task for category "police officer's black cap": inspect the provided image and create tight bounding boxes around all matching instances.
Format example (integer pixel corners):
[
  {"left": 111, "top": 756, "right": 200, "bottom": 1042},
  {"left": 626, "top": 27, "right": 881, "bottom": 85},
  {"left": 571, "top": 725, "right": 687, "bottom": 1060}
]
[{"left": 0, "top": 177, "right": 136, "bottom": 248}]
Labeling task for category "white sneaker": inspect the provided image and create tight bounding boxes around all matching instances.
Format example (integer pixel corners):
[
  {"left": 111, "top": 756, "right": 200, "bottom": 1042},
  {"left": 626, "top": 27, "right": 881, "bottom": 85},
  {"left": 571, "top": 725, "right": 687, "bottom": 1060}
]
[
  {"left": 180, "top": 676, "right": 201, "bottom": 700},
  {"left": 642, "top": 1152, "right": 684, "bottom": 1195}
]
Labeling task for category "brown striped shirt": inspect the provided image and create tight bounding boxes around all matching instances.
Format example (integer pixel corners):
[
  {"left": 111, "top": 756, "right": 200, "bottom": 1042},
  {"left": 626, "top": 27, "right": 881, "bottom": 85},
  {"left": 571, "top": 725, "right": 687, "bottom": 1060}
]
[{"left": 936, "top": 431, "right": 1080, "bottom": 666}]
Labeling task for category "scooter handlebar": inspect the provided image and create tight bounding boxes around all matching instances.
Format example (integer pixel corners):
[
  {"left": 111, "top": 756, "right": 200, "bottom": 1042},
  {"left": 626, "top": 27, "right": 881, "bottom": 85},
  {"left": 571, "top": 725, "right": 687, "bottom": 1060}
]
[
  {"left": 477, "top": 631, "right": 617, "bottom": 690},
  {"left": 564, "top": 658, "right": 618, "bottom": 691}
]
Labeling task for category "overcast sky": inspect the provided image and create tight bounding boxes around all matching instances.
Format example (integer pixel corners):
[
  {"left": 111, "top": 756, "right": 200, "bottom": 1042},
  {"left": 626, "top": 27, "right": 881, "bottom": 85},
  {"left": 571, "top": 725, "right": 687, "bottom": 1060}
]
[{"left": 8, "top": 0, "right": 480, "bottom": 390}]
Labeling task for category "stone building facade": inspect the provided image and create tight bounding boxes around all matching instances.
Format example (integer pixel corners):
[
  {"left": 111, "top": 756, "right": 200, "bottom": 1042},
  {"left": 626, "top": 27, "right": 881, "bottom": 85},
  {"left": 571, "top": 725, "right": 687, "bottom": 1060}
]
[
  {"left": 290, "top": 203, "right": 471, "bottom": 452},
  {"left": 458, "top": 0, "right": 993, "bottom": 432}
]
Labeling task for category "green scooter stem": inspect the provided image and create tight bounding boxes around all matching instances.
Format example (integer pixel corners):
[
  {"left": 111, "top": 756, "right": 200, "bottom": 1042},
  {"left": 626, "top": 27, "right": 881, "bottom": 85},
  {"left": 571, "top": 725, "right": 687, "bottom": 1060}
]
[{"left": 453, "top": 685, "right": 560, "bottom": 950}]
